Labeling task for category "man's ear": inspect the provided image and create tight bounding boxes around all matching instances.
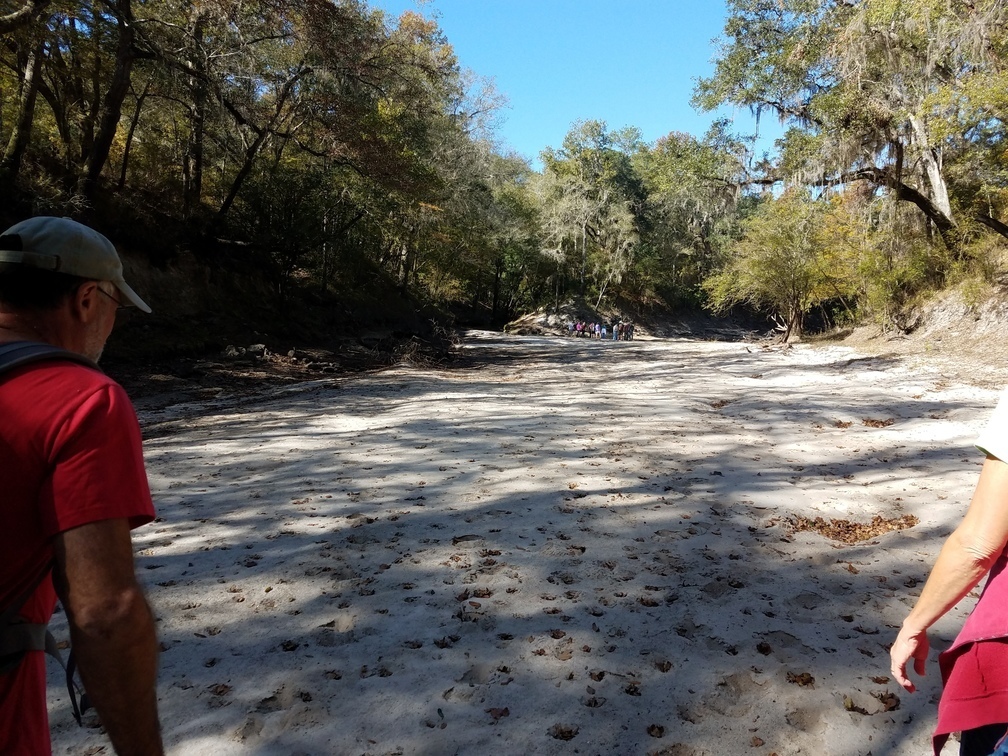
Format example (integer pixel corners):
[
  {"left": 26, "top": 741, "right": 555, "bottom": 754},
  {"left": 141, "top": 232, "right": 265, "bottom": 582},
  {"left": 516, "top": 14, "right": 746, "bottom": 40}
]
[{"left": 70, "top": 280, "right": 101, "bottom": 323}]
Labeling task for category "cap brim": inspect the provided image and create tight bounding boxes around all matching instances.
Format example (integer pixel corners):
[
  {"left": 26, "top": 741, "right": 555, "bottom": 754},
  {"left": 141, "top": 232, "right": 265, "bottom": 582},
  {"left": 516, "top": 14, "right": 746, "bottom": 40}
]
[{"left": 114, "top": 279, "right": 152, "bottom": 313}]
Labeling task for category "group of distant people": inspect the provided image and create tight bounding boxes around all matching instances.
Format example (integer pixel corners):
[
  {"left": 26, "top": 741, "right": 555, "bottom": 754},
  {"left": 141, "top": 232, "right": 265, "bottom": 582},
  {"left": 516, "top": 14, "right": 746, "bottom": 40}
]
[{"left": 567, "top": 320, "right": 634, "bottom": 341}]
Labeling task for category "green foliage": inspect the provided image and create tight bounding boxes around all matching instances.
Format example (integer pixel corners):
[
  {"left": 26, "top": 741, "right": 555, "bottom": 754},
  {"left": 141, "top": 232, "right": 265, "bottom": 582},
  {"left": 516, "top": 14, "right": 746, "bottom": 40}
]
[
  {"left": 1, "top": 0, "right": 1004, "bottom": 334},
  {"left": 838, "top": 194, "right": 951, "bottom": 329},
  {"left": 942, "top": 235, "right": 1007, "bottom": 308},
  {"left": 703, "top": 191, "right": 859, "bottom": 340},
  {"left": 692, "top": 0, "right": 839, "bottom": 125},
  {"left": 696, "top": 0, "right": 1008, "bottom": 259},
  {"left": 534, "top": 120, "right": 647, "bottom": 307},
  {"left": 688, "top": 0, "right": 1008, "bottom": 330},
  {"left": 228, "top": 161, "right": 339, "bottom": 297},
  {"left": 855, "top": 239, "right": 930, "bottom": 330},
  {"left": 633, "top": 124, "right": 747, "bottom": 297}
]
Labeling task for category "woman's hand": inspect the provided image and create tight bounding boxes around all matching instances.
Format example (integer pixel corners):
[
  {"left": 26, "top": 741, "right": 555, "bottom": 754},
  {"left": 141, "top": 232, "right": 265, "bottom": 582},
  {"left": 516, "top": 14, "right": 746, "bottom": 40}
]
[
  {"left": 890, "top": 623, "right": 930, "bottom": 693},
  {"left": 888, "top": 457, "right": 1008, "bottom": 694}
]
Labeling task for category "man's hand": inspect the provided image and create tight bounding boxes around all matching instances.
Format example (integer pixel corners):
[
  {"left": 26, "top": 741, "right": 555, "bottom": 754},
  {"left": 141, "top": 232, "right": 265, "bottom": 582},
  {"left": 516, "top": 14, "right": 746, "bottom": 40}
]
[
  {"left": 52, "top": 518, "right": 163, "bottom": 756},
  {"left": 890, "top": 624, "right": 929, "bottom": 693}
]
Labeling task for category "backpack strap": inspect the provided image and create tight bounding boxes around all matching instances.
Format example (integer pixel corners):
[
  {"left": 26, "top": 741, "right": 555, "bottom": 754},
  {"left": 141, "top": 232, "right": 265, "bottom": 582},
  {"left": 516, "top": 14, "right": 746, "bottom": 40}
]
[
  {"left": 0, "top": 341, "right": 98, "bottom": 724},
  {"left": 65, "top": 648, "right": 91, "bottom": 724},
  {"left": 0, "top": 563, "right": 91, "bottom": 727},
  {"left": 0, "top": 341, "right": 99, "bottom": 375},
  {"left": 0, "top": 565, "right": 52, "bottom": 671}
]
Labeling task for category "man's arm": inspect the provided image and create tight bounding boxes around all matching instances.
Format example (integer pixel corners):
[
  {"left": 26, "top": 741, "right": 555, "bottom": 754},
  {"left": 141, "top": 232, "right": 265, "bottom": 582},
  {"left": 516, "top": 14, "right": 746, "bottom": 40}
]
[{"left": 52, "top": 518, "right": 163, "bottom": 756}]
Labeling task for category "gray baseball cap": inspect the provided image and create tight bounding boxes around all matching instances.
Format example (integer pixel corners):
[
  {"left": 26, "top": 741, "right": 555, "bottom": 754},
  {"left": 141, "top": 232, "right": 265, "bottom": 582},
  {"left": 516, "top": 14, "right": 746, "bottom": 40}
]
[{"left": 0, "top": 216, "right": 151, "bottom": 313}]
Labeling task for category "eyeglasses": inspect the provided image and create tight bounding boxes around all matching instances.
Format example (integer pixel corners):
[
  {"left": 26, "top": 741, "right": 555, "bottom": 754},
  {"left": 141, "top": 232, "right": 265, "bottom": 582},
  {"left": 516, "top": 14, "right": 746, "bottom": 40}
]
[
  {"left": 97, "top": 285, "right": 127, "bottom": 310},
  {"left": 96, "top": 284, "right": 133, "bottom": 323}
]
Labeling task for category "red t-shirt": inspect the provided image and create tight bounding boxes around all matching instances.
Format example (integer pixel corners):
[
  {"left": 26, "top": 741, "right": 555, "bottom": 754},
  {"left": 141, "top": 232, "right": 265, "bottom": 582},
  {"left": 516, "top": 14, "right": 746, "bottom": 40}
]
[{"left": 0, "top": 360, "right": 155, "bottom": 755}]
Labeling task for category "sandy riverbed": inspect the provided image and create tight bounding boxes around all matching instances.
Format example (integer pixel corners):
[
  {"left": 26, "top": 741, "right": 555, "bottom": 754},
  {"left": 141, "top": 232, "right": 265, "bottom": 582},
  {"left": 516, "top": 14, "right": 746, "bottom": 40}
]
[{"left": 47, "top": 331, "right": 1003, "bottom": 755}]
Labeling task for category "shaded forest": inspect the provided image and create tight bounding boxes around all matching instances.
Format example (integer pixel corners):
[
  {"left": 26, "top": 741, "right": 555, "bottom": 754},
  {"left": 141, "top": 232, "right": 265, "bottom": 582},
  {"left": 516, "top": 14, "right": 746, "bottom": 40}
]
[{"left": 1, "top": 0, "right": 1006, "bottom": 350}]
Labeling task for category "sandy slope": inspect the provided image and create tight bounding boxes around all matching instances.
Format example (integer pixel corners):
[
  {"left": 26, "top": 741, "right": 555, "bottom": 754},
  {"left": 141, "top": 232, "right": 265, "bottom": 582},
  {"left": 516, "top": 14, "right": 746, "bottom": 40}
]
[{"left": 46, "top": 332, "right": 1003, "bottom": 756}]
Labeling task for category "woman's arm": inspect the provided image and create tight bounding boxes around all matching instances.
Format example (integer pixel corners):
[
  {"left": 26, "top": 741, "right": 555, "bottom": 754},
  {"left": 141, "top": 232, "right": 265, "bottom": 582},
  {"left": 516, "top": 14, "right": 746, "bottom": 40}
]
[{"left": 891, "top": 456, "right": 1008, "bottom": 692}]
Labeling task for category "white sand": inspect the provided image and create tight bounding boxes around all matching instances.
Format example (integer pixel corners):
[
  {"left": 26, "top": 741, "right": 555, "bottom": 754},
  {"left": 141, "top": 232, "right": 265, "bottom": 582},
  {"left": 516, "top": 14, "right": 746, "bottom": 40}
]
[{"left": 46, "top": 332, "right": 1002, "bottom": 755}]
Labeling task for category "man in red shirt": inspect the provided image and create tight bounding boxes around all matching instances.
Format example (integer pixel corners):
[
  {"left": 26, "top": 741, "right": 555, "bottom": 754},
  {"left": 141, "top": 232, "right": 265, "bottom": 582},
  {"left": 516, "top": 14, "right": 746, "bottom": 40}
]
[{"left": 0, "top": 217, "right": 163, "bottom": 754}]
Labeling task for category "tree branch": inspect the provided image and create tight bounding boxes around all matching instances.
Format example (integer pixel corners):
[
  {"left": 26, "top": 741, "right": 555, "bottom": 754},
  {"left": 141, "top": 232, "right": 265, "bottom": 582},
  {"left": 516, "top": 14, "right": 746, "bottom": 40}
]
[
  {"left": 0, "top": 0, "right": 49, "bottom": 35},
  {"left": 744, "top": 163, "right": 964, "bottom": 252},
  {"left": 975, "top": 213, "right": 1008, "bottom": 240}
]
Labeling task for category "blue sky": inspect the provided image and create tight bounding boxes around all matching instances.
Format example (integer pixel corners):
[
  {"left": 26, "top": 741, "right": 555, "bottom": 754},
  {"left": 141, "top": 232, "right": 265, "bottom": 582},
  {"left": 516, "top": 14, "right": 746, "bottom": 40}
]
[{"left": 370, "top": 0, "right": 784, "bottom": 168}]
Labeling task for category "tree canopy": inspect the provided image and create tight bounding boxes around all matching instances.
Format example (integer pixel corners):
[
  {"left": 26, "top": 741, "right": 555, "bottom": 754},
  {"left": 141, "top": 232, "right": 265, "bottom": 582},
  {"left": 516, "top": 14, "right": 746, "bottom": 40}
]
[
  {"left": 0, "top": 0, "right": 1005, "bottom": 337},
  {"left": 695, "top": 0, "right": 1008, "bottom": 250}
]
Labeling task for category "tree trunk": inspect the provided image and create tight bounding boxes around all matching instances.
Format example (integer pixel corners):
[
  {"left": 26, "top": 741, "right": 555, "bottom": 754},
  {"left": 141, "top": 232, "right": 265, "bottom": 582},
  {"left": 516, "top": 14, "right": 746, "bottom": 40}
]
[
  {"left": 785, "top": 300, "right": 804, "bottom": 343},
  {"left": 0, "top": 34, "right": 43, "bottom": 183},
  {"left": 595, "top": 267, "right": 614, "bottom": 310},
  {"left": 83, "top": 0, "right": 137, "bottom": 198},
  {"left": 320, "top": 212, "right": 331, "bottom": 293},
  {"left": 491, "top": 257, "right": 503, "bottom": 324},
  {"left": 183, "top": 92, "right": 206, "bottom": 215},
  {"left": 398, "top": 240, "right": 412, "bottom": 296},
  {"left": 470, "top": 278, "right": 482, "bottom": 313},
  {"left": 35, "top": 77, "right": 73, "bottom": 169},
  {"left": 79, "top": 17, "right": 100, "bottom": 166},
  {"left": 183, "top": 11, "right": 207, "bottom": 216},
  {"left": 218, "top": 130, "right": 271, "bottom": 219},
  {"left": 217, "top": 68, "right": 306, "bottom": 220},
  {"left": 319, "top": 209, "right": 364, "bottom": 292},
  {"left": 116, "top": 80, "right": 148, "bottom": 191},
  {"left": 580, "top": 221, "right": 587, "bottom": 296},
  {"left": 908, "top": 115, "right": 953, "bottom": 222}
]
